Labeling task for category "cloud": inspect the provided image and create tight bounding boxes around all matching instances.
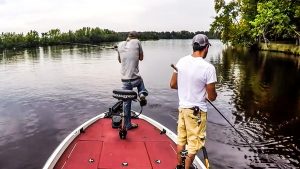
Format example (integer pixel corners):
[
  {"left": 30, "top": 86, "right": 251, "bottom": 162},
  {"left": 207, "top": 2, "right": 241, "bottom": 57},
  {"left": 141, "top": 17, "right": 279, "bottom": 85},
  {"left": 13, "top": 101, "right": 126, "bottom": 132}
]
[{"left": 0, "top": 0, "right": 216, "bottom": 33}]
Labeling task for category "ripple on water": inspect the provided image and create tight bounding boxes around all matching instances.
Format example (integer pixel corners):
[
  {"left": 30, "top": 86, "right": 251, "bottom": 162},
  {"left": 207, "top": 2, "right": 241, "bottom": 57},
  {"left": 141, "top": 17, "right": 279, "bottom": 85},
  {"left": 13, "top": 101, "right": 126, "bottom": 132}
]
[{"left": 23, "top": 110, "right": 39, "bottom": 138}]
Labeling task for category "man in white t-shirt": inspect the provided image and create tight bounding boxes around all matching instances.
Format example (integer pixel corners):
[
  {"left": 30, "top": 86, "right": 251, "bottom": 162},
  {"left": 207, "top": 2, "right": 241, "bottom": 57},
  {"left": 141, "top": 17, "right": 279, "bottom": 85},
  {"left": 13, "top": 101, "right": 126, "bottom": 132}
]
[{"left": 170, "top": 34, "right": 217, "bottom": 169}]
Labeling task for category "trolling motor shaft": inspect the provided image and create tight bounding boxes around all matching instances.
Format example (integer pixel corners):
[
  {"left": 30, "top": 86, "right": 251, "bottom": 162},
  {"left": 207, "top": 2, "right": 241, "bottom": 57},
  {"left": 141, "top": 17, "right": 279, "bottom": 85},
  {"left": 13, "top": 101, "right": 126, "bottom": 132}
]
[{"left": 119, "top": 114, "right": 127, "bottom": 139}]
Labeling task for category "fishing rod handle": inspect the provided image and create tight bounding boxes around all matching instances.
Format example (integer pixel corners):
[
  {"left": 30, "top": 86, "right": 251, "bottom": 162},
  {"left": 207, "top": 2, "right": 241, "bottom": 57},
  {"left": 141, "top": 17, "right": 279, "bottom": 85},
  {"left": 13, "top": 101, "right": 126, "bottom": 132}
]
[{"left": 170, "top": 64, "right": 178, "bottom": 72}]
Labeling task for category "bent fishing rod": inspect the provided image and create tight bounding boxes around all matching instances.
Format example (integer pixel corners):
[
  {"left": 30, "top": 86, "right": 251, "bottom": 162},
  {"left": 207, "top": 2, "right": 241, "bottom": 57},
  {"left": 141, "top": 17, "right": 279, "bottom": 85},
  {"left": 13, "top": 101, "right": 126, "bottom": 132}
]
[
  {"left": 170, "top": 64, "right": 256, "bottom": 153},
  {"left": 62, "top": 42, "right": 117, "bottom": 49}
]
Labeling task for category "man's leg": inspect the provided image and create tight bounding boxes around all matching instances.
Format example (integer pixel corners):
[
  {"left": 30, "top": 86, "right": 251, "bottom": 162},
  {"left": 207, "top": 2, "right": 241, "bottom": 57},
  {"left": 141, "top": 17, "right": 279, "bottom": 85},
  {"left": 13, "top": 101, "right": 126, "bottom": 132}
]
[
  {"left": 177, "top": 144, "right": 185, "bottom": 166},
  {"left": 184, "top": 154, "right": 196, "bottom": 169},
  {"left": 132, "top": 78, "right": 148, "bottom": 106},
  {"left": 135, "top": 78, "right": 148, "bottom": 97},
  {"left": 185, "top": 111, "right": 207, "bottom": 169},
  {"left": 177, "top": 109, "right": 187, "bottom": 168}
]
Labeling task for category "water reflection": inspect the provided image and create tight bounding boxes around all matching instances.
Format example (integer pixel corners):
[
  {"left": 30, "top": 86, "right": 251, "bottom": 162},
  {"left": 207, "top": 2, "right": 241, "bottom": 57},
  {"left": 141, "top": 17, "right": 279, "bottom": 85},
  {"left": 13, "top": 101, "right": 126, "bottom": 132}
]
[{"left": 217, "top": 47, "right": 300, "bottom": 168}]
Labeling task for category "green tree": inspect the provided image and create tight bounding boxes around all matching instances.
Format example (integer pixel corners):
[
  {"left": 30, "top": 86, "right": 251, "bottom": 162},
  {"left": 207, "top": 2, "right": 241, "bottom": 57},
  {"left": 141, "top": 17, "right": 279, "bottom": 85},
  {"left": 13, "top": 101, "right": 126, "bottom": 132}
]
[
  {"left": 250, "top": 0, "right": 295, "bottom": 44},
  {"left": 75, "top": 27, "right": 90, "bottom": 43},
  {"left": 40, "top": 32, "right": 49, "bottom": 45},
  {"left": 1, "top": 32, "right": 26, "bottom": 49},
  {"left": 47, "top": 29, "right": 61, "bottom": 45},
  {"left": 291, "top": 1, "right": 300, "bottom": 45},
  {"left": 25, "top": 30, "right": 40, "bottom": 47},
  {"left": 211, "top": 0, "right": 300, "bottom": 46},
  {"left": 0, "top": 28, "right": 216, "bottom": 50},
  {"left": 0, "top": 35, "right": 3, "bottom": 50},
  {"left": 210, "top": 1, "right": 242, "bottom": 45}
]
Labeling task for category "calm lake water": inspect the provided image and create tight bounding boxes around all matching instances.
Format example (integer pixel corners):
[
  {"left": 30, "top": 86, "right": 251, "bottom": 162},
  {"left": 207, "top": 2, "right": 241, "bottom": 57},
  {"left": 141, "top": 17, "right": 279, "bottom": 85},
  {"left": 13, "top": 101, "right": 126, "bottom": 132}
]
[{"left": 0, "top": 40, "right": 299, "bottom": 169}]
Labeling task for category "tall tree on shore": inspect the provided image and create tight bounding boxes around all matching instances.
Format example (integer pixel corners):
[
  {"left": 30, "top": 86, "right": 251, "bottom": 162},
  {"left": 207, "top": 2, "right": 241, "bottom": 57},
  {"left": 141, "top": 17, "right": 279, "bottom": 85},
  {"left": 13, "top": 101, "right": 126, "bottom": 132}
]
[
  {"left": 291, "top": 0, "right": 300, "bottom": 45},
  {"left": 210, "top": 0, "right": 243, "bottom": 45},
  {"left": 25, "top": 30, "right": 40, "bottom": 47},
  {"left": 250, "top": 0, "right": 296, "bottom": 45},
  {"left": 211, "top": 0, "right": 300, "bottom": 46},
  {"left": 47, "top": 29, "right": 62, "bottom": 45}
]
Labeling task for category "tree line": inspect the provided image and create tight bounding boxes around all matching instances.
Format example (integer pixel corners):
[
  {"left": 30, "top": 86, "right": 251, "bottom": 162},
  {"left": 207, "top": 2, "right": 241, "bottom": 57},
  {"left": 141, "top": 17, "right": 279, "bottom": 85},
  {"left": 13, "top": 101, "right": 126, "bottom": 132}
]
[
  {"left": 0, "top": 28, "right": 217, "bottom": 50},
  {"left": 210, "top": 0, "right": 300, "bottom": 47}
]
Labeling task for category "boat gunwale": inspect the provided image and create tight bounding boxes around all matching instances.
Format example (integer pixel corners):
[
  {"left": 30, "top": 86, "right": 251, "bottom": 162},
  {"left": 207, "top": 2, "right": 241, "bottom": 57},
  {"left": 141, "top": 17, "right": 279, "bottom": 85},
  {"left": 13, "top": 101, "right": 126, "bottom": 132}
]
[{"left": 43, "top": 111, "right": 206, "bottom": 169}]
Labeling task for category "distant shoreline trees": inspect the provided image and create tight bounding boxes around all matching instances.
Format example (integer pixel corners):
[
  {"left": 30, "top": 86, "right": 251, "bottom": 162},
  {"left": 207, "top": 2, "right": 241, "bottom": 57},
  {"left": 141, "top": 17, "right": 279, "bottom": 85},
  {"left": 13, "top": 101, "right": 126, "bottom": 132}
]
[{"left": 0, "top": 28, "right": 218, "bottom": 50}]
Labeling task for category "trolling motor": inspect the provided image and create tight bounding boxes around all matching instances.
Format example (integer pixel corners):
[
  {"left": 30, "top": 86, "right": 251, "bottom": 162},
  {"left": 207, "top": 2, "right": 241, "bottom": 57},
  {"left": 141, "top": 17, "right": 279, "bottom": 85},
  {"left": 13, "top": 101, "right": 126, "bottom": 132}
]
[{"left": 110, "top": 89, "right": 146, "bottom": 139}]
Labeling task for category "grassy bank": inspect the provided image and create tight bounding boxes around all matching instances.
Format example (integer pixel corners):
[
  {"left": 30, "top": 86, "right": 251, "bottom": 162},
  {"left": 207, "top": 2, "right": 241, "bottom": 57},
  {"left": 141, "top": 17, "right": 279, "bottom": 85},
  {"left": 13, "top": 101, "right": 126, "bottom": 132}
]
[{"left": 259, "top": 43, "right": 300, "bottom": 56}]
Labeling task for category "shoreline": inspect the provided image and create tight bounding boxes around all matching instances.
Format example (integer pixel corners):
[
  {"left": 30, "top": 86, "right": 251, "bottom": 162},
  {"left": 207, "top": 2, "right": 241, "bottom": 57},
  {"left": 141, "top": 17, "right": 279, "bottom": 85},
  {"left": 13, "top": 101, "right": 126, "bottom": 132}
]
[{"left": 259, "top": 43, "right": 300, "bottom": 56}]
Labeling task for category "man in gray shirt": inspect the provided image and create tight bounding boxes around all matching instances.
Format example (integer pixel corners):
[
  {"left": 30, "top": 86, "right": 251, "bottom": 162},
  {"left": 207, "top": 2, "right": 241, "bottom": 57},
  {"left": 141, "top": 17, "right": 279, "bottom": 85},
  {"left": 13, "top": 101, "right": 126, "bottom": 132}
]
[{"left": 117, "top": 31, "right": 148, "bottom": 130}]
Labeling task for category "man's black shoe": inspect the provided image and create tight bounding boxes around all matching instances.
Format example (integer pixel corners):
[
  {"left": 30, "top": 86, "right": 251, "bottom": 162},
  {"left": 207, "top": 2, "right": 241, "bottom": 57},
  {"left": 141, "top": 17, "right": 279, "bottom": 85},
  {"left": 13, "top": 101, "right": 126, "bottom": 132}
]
[{"left": 139, "top": 94, "right": 147, "bottom": 106}]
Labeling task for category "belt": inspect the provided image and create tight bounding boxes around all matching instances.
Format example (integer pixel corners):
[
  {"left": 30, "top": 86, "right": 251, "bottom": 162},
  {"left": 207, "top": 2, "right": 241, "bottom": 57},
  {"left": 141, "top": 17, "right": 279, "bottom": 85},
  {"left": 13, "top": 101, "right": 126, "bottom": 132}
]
[
  {"left": 182, "top": 106, "right": 200, "bottom": 116},
  {"left": 121, "top": 77, "right": 141, "bottom": 82}
]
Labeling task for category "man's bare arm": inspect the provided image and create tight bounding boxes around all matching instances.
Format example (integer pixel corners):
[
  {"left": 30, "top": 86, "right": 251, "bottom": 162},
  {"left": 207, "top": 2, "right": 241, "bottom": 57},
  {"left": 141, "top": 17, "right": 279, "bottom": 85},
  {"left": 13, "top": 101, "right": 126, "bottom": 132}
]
[
  {"left": 139, "top": 52, "right": 144, "bottom": 61},
  {"left": 170, "top": 72, "right": 178, "bottom": 89},
  {"left": 206, "top": 83, "right": 217, "bottom": 101}
]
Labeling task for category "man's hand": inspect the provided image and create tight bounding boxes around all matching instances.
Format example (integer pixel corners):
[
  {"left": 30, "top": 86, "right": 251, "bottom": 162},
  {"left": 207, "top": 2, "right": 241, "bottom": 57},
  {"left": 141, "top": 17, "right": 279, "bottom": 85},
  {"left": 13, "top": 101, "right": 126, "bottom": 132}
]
[
  {"left": 170, "top": 64, "right": 178, "bottom": 89},
  {"left": 170, "top": 72, "right": 178, "bottom": 89}
]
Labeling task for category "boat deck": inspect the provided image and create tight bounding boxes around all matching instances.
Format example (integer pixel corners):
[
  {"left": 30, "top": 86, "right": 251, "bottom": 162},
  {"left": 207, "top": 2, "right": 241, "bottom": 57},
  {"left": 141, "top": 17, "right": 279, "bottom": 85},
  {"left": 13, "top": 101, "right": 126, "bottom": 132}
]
[{"left": 54, "top": 118, "right": 178, "bottom": 169}]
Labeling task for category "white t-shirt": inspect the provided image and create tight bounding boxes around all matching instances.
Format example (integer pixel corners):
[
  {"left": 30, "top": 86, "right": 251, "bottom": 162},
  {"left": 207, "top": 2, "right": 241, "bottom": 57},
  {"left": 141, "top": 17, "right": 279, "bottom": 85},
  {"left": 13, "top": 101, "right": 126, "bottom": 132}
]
[{"left": 176, "top": 55, "right": 217, "bottom": 112}]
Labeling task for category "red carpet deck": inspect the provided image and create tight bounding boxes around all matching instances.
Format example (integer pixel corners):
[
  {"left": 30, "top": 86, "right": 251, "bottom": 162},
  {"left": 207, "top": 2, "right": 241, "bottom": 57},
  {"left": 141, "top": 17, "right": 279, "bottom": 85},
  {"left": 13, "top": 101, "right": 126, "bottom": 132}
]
[{"left": 54, "top": 118, "right": 177, "bottom": 169}]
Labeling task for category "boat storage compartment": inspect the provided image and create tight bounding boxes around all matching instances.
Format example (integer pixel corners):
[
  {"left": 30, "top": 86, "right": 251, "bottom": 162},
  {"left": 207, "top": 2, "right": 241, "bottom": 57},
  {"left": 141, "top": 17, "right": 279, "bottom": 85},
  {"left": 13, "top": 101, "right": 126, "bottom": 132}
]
[
  {"left": 60, "top": 140, "right": 103, "bottom": 169},
  {"left": 98, "top": 141, "right": 152, "bottom": 169},
  {"left": 145, "top": 141, "right": 177, "bottom": 169}
]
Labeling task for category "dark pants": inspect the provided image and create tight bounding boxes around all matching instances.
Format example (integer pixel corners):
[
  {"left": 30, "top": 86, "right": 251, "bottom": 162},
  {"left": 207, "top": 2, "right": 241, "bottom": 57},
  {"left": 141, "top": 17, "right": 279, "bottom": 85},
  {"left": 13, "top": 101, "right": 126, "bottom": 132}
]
[{"left": 122, "top": 78, "right": 148, "bottom": 129}]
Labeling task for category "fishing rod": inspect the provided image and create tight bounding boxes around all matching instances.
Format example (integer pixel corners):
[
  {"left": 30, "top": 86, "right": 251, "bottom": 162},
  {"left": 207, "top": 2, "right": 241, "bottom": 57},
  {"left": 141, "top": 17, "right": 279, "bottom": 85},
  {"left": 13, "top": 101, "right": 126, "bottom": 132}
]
[
  {"left": 170, "top": 64, "right": 257, "bottom": 153},
  {"left": 62, "top": 42, "right": 117, "bottom": 49},
  {"left": 171, "top": 64, "right": 178, "bottom": 72}
]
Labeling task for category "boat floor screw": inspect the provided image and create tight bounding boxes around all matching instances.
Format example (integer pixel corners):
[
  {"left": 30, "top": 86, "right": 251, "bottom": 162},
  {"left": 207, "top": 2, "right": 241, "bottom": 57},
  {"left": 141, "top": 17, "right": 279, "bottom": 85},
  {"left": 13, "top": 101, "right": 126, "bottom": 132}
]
[{"left": 122, "top": 162, "right": 128, "bottom": 166}]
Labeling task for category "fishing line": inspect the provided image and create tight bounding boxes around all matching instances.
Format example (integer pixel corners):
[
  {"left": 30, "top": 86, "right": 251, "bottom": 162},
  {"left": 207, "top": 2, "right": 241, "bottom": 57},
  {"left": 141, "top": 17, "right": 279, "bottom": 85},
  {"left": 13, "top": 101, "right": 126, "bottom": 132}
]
[
  {"left": 206, "top": 99, "right": 257, "bottom": 153},
  {"left": 207, "top": 100, "right": 275, "bottom": 166}
]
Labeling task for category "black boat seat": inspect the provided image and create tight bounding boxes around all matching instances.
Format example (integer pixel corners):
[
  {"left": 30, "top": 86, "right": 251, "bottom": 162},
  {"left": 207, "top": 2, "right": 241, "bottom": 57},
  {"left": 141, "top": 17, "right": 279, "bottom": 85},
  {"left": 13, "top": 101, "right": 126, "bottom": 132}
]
[{"left": 113, "top": 89, "right": 137, "bottom": 101}]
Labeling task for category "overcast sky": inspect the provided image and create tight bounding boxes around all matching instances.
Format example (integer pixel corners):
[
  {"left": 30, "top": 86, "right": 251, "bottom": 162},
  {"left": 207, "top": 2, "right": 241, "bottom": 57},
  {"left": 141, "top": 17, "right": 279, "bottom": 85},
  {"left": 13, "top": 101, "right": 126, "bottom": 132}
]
[{"left": 0, "top": 0, "right": 216, "bottom": 33}]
